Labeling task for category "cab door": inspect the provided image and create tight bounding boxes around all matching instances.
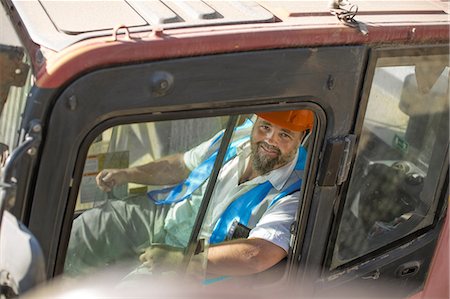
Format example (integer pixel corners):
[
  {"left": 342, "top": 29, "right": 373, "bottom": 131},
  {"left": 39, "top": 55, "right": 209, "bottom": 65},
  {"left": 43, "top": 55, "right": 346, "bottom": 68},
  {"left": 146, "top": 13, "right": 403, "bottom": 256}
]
[
  {"left": 296, "top": 46, "right": 449, "bottom": 298},
  {"left": 21, "top": 45, "right": 367, "bottom": 282}
]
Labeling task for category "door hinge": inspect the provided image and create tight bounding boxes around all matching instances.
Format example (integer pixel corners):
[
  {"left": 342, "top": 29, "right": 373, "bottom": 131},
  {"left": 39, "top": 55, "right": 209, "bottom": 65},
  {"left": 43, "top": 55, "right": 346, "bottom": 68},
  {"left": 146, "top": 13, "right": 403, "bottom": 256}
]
[{"left": 318, "top": 135, "right": 356, "bottom": 186}]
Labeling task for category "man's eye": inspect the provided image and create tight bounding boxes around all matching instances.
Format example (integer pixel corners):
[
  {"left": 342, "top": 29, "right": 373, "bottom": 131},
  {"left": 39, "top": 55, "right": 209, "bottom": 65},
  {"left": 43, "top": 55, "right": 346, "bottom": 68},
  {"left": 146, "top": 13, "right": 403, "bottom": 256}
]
[
  {"left": 260, "top": 125, "right": 270, "bottom": 131},
  {"left": 280, "top": 133, "right": 292, "bottom": 140}
]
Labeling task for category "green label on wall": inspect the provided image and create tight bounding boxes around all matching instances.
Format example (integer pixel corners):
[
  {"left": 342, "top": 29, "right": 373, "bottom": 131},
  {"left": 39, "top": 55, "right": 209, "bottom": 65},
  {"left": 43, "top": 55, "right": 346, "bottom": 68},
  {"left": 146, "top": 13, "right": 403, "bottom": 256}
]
[{"left": 393, "top": 134, "right": 409, "bottom": 153}]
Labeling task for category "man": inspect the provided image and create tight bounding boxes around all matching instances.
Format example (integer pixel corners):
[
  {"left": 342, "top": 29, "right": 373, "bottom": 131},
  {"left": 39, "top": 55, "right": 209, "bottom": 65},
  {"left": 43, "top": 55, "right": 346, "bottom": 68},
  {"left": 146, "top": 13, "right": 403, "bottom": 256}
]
[{"left": 65, "top": 110, "right": 314, "bottom": 277}]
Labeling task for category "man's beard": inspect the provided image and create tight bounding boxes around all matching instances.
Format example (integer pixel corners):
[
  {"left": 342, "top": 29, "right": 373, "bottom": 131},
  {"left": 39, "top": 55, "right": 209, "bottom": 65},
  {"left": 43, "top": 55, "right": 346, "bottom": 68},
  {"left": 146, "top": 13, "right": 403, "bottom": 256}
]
[{"left": 251, "top": 141, "right": 295, "bottom": 175}]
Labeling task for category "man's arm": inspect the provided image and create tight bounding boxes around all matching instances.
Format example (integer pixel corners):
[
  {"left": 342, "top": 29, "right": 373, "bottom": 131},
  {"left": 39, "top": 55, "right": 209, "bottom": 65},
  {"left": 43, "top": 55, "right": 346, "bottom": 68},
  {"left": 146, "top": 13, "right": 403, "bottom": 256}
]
[
  {"left": 206, "top": 238, "right": 287, "bottom": 276},
  {"left": 96, "top": 153, "right": 190, "bottom": 192}
]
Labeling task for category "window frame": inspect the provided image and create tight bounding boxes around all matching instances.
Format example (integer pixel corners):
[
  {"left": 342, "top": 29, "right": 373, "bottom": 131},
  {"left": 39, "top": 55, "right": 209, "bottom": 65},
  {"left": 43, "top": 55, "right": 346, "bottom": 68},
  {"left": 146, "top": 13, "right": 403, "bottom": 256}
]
[
  {"left": 324, "top": 45, "right": 449, "bottom": 273},
  {"left": 59, "top": 101, "right": 324, "bottom": 276}
]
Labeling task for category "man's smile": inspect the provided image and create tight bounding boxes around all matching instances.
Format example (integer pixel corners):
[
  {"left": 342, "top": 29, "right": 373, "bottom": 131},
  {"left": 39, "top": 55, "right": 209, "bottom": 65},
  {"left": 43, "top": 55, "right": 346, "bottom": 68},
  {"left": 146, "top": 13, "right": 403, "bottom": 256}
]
[{"left": 258, "top": 142, "right": 281, "bottom": 158}]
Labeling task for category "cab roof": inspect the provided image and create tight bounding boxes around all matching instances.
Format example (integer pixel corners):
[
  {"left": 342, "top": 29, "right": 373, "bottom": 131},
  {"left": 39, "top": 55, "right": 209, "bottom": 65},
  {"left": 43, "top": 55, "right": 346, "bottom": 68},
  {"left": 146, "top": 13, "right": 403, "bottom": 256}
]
[
  {"left": 4, "top": 0, "right": 449, "bottom": 88},
  {"left": 11, "top": 0, "right": 449, "bottom": 51}
]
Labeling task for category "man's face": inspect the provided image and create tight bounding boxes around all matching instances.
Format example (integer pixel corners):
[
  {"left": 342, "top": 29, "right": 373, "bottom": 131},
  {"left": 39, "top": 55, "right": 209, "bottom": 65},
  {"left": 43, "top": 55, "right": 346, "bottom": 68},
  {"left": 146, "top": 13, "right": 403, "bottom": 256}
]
[{"left": 250, "top": 117, "right": 304, "bottom": 175}]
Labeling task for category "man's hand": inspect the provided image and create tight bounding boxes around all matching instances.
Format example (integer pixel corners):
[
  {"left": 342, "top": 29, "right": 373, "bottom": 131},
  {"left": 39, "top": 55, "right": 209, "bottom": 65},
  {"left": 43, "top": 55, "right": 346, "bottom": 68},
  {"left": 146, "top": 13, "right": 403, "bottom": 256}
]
[
  {"left": 139, "top": 244, "right": 185, "bottom": 273},
  {"left": 95, "top": 153, "right": 189, "bottom": 193},
  {"left": 96, "top": 169, "right": 128, "bottom": 192}
]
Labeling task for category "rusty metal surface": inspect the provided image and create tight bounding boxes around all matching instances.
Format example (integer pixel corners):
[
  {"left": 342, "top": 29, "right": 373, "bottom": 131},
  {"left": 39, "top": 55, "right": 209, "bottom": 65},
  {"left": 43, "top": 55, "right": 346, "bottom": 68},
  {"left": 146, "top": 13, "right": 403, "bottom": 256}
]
[
  {"left": 35, "top": 22, "right": 449, "bottom": 88},
  {"left": 9, "top": 1, "right": 450, "bottom": 49},
  {"left": 3, "top": 0, "right": 449, "bottom": 88}
]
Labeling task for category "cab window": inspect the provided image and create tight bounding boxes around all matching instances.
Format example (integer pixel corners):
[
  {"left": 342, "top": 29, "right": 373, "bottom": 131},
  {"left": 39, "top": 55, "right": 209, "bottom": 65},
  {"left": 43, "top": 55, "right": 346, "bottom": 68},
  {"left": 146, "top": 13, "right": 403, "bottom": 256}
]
[
  {"left": 331, "top": 54, "right": 449, "bottom": 268},
  {"left": 64, "top": 111, "right": 313, "bottom": 279},
  {"left": 65, "top": 115, "right": 226, "bottom": 276}
]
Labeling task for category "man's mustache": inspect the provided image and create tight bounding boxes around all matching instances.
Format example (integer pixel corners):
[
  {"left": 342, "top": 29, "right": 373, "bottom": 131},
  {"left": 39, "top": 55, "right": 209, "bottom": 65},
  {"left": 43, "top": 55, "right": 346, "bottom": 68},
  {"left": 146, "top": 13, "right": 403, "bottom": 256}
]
[{"left": 257, "top": 141, "right": 281, "bottom": 156}]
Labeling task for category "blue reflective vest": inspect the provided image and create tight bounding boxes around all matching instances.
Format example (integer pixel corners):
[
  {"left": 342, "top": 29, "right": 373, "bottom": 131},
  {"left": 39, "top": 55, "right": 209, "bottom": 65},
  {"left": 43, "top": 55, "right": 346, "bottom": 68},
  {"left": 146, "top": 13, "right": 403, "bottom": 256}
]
[{"left": 148, "top": 119, "right": 306, "bottom": 243}]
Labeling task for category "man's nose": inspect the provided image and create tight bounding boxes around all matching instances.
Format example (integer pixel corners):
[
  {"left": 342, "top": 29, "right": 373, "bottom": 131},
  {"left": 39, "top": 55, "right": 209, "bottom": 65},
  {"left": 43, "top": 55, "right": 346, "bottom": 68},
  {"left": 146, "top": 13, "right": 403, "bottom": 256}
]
[{"left": 265, "top": 131, "right": 278, "bottom": 145}]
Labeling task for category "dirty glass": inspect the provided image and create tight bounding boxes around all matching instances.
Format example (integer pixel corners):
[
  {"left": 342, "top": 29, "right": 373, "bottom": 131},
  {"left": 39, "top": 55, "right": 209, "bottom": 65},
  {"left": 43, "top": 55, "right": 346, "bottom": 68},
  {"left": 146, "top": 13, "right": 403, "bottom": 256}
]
[
  {"left": 64, "top": 115, "right": 228, "bottom": 278},
  {"left": 331, "top": 54, "right": 449, "bottom": 269},
  {"left": 64, "top": 110, "right": 310, "bottom": 280}
]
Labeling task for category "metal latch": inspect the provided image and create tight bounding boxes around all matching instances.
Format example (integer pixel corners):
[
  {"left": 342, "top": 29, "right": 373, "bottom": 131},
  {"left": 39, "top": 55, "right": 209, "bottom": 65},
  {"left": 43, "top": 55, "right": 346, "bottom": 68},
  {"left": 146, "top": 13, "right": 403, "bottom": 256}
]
[{"left": 318, "top": 135, "right": 356, "bottom": 186}]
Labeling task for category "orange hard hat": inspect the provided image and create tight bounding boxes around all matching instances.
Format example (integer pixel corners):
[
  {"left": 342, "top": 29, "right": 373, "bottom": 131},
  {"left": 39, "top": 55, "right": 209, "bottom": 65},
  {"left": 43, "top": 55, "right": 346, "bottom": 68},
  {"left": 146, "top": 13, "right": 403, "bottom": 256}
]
[{"left": 256, "top": 110, "right": 314, "bottom": 132}]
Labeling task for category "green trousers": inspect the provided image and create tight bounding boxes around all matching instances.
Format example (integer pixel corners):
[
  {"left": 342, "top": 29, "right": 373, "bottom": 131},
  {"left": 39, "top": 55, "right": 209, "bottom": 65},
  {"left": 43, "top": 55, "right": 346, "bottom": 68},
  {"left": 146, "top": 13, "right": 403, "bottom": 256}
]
[{"left": 64, "top": 195, "right": 170, "bottom": 276}]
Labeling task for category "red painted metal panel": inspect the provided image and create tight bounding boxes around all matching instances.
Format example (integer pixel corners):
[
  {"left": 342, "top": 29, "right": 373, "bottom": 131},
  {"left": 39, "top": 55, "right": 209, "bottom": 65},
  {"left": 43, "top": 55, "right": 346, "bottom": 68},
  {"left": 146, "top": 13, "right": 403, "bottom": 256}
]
[
  {"left": 420, "top": 206, "right": 449, "bottom": 298},
  {"left": 35, "top": 24, "right": 449, "bottom": 88},
  {"left": 409, "top": 205, "right": 449, "bottom": 299}
]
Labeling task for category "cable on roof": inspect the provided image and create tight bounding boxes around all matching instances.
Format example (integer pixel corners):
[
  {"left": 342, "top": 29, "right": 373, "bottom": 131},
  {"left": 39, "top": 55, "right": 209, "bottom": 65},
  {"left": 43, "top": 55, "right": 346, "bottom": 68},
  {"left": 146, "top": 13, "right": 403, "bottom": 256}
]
[{"left": 329, "top": 0, "right": 368, "bottom": 35}]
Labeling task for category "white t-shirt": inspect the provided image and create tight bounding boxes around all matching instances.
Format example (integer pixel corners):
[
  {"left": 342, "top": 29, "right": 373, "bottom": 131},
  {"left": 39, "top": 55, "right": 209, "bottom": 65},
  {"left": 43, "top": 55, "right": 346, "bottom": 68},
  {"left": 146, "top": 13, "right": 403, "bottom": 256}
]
[{"left": 163, "top": 130, "right": 301, "bottom": 252}]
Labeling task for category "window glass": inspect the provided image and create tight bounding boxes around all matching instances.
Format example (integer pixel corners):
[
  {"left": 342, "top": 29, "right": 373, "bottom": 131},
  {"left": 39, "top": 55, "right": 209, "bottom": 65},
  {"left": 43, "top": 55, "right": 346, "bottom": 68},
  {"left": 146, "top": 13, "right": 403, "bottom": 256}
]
[
  {"left": 64, "top": 110, "right": 313, "bottom": 280},
  {"left": 65, "top": 116, "right": 227, "bottom": 277},
  {"left": 0, "top": 5, "right": 32, "bottom": 162},
  {"left": 331, "top": 54, "right": 449, "bottom": 269}
]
